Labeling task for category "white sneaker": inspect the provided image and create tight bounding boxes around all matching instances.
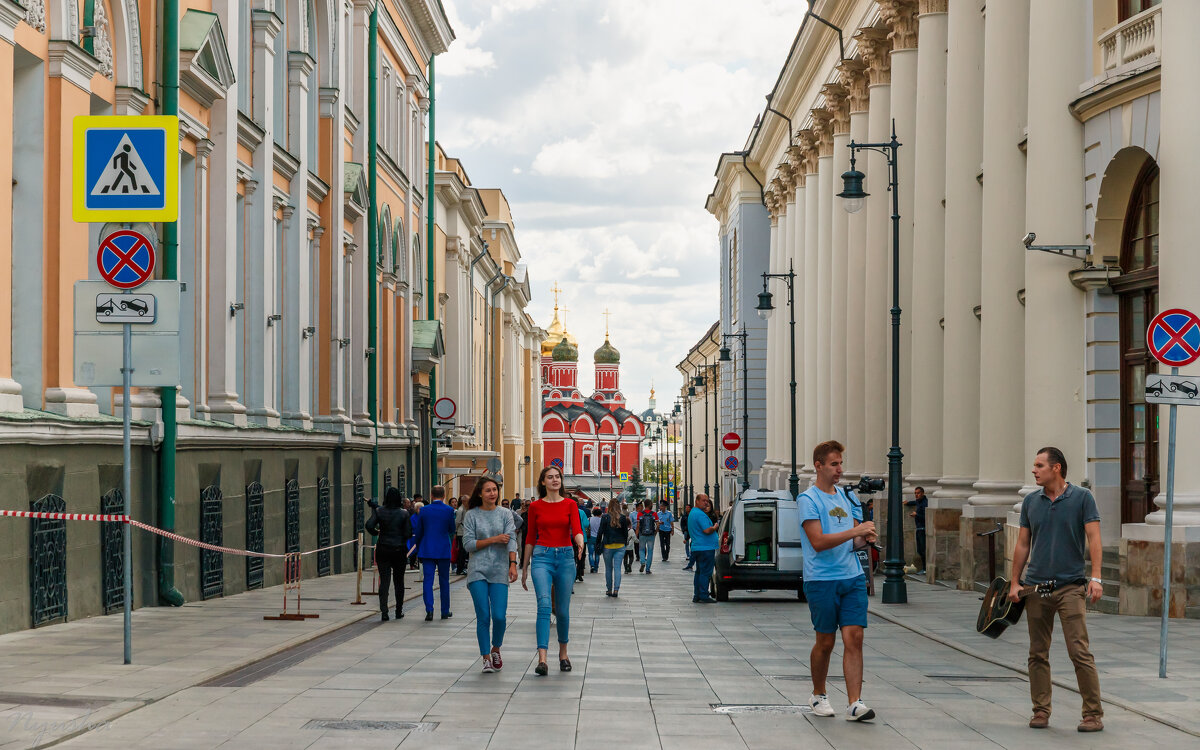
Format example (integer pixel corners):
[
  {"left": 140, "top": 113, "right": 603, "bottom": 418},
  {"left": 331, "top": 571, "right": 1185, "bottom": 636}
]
[
  {"left": 809, "top": 693, "right": 835, "bottom": 717},
  {"left": 481, "top": 658, "right": 496, "bottom": 674},
  {"left": 845, "top": 699, "right": 875, "bottom": 722}
]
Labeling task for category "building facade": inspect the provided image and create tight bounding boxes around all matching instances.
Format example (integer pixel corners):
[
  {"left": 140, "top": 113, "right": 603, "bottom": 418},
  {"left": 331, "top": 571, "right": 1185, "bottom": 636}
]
[
  {"left": 711, "top": 0, "right": 1194, "bottom": 617},
  {"left": 676, "top": 322, "right": 724, "bottom": 511},
  {"left": 539, "top": 302, "right": 644, "bottom": 503}
]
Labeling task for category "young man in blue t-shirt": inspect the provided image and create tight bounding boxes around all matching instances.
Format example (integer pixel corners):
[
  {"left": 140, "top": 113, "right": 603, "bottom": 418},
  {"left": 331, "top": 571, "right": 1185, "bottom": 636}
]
[{"left": 799, "top": 440, "right": 877, "bottom": 722}]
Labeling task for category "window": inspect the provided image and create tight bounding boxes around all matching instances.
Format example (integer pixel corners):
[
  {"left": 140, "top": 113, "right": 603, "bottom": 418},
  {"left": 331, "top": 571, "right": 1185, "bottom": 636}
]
[
  {"left": 602, "top": 454, "right": 610, "bottom": 474},
  {"left": 583, "top": 455, "right": 591, "bottom": 473},
  {"left": 1119, "top": 0, "right": 1161, "bottom": 22}
]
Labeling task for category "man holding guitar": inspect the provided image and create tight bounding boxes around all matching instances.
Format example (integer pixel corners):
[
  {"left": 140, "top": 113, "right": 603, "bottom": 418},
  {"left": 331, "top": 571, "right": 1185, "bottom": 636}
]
[{"left": 1008, "top": 447, "right": 1104, "bottom": 732}]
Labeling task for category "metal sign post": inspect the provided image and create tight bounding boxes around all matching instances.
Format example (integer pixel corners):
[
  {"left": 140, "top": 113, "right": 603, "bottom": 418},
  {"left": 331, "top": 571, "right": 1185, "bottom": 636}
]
[
  {"left": 1144, "top": 307, "right": 1200, "bottom": 679},
  {"left": 121, "top": 299, "right": 132, "bottom": 665}
]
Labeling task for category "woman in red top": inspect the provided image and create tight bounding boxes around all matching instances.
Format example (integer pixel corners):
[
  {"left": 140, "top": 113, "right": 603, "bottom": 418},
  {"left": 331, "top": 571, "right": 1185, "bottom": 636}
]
[{"left": 521, "top": 466, "right": 584, "bottom": 675}]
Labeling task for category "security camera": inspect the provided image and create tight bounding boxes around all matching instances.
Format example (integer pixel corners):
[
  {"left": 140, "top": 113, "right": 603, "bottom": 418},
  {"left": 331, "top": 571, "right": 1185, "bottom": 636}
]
[{"left": 1022, "top": 232, "right": 1036, "bottom": 248}]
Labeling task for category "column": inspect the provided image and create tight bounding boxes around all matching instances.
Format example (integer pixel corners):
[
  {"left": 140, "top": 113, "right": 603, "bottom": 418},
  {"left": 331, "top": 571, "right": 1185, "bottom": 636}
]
[
  {"left": 763, "top": 189, "right": 780, "bottom": 488},
  {"left": 814, "top": 108, "right": 833, "bottom": 444},
  {"left": 826, "top": 85, "right": 851, "bottom": 453},
  {"left": 1022, "top": 0, "right": 1086, "bottom": 498},
  {"left": 1138, "top": 0, "right": 1200, "bottom": 569},
  {"left": 247, "top": 8, "right": 282, "bottom": 425},
  {"left": 315, "top": 86, "right": 349, "bottom": 430},
  {"left": 281, "top": 52, "right": 314, "bottom": 428},
  {"left": 0, "top": 2, "right": 23, "bottom": 411},
  {"left": 206, "top": 0, "right": 247, "bottom": 424},
  {"left": 840, "top": 59, "right": 870, "bottom": 475},
  {"left": 786, "top": 160, "right": 806, "bottom": 485},
  {"left": 907, "top": 0, "right": 948, "bottom": 492},
  {"left": 881, "top": 0, "right": 920, "bottom": 474},
  {"left": 857, "top": 27, "right": 892, "bottom": 477},
  {"left": 799, "top": 130, "right": 819, "bottom": 476},
  {"left": 963, "top": 0, "right": 1030, "bottom": 589}
]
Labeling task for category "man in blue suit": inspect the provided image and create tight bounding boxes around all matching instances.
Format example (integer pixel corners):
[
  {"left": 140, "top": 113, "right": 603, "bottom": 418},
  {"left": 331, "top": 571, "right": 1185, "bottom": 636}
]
[{"left": 411, "top": 484, "right": 455, "bottom": 620}]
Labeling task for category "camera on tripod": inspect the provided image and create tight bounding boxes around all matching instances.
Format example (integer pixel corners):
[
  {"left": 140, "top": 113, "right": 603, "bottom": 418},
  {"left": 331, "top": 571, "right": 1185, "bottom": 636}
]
[{"left": 843, "top": 475, "right": 885, "bottom": 495}]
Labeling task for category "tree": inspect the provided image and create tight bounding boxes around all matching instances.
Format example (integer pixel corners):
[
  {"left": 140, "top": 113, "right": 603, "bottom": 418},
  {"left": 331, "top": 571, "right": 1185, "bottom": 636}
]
[{"left": 628, "top": 466, "right": 646, "bottom": 503}]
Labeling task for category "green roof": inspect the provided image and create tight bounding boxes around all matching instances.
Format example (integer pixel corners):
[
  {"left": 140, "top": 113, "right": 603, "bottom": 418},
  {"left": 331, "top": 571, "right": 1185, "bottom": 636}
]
[
  {"left": 412, "top": 320, "right": 444, "bottom": 355},
  {"left": 344, "top": 163, "right": 364, "bottom": 194},
  {"left": 179, "top": 10, "right": 218, "bottom": 52}
]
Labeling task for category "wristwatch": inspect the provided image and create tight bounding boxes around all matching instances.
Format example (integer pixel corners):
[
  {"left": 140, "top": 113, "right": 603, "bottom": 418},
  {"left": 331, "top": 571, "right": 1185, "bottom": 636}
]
[{"left": 1089, "top": 577, "right": 1102, "bottom": 584}]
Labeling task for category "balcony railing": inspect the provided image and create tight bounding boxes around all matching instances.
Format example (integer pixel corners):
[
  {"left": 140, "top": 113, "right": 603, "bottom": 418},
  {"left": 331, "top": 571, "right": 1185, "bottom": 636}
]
[{"left": 1099, "top": 4, "right": 1161, "bottom": 72}]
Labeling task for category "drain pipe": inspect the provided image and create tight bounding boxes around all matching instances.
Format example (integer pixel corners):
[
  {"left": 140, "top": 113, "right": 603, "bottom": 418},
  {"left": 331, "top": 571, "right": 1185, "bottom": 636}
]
[
  {"left": 426, "top": 54, "right": 439, "bottom": 483},
  {"left": 485, "top": 274, "right": 511, "bottom": 452},
  {"left": 468, "top": 241, "right": 489, "bottom": 437},
  {"left": 156, "top": 0, "right": 184, "bottom": 607},
  {"left": 367, "top": 5, "right": 379, "bottom": 498}
]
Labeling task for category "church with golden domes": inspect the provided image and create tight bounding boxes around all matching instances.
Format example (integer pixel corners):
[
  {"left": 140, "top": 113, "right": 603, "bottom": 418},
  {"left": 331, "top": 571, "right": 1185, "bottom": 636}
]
[{"left": 539, "top": 290, "right": 645, "bottom": 500}]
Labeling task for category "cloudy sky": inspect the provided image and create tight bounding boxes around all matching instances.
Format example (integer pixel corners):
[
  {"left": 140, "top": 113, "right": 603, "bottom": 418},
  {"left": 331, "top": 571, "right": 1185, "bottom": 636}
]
[{"left": 436, "top": 0, "right": 807, "bottom": 413}]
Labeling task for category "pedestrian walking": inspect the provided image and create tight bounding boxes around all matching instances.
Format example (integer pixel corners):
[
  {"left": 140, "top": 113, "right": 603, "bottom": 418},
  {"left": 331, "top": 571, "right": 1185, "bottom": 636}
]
[
  {"left": 521, "top": 466, "right": 584, "bottom": 675},
  {"left": 575, "top": 496, "right": 589, "bottom": 582},
  {"left": 587, "top": 507, "right": 603, "bottom": 573},
  {"left": 657, "top": 500, "right": 675, "bottom": 562},
  {"left": 688, "top": 495, "right": 718, "bottom": 602},
  {"left": 365, "top": 487, "right": 413, "bottom": 621},
  {"left": 411, "top": 485, "right": 455, "bottom": 621},
  {"left": 454, "top": 496, "right": 470, "bottom": 575},
  {"left": 409, "top": 500, "right": 424, "bottom": 569},
  {"left": 637, "top": 500, "right": 658, "bottom": 573},
  {"left": 681, "top": 501, "right": 695, "bottom": 570},
  {"left": 623, "top": 503, "right": 637, "bottom": 573},
  {"left": 512, "top": 498, "right": 526, "bottom": 566},
  {"left": 597, "top": 501, "right": 630, "bottom": 597},
  {"left": 462, "top": 476, "right": 518, "bottom": 674},
  {"left": 799, "top": 440, "right": 877, "bottom": 723},
  {"left": 1008, "top": 447, "right": 1104, "bottom": 733},
  {"left": 904, "top": 486, "right": 928, "bottom": 574}
]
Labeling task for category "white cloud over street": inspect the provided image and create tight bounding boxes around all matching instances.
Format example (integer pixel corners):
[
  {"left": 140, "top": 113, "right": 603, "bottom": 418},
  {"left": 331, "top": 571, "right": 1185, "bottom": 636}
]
[{"left": 437, "top": 0, "right": 806, "bottom": 411}]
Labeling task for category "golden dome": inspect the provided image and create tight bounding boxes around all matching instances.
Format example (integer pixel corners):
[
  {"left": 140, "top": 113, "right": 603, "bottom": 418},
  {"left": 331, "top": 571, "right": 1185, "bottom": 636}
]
[{"left": 541, "top": 308, "right": 565, "bottom": 356}]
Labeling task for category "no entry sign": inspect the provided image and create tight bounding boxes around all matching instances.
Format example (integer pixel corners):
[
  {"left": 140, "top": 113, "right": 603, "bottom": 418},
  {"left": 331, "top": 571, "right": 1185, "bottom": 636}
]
[
  {"left": 722, "top": 432, "right": 741, "bottom": 451},
  {"left": 96, "top": 229, "right": 156, "bottom": 289},
  {"left": 1147, "top": 308, "right": 1200, "bottom": 367}
]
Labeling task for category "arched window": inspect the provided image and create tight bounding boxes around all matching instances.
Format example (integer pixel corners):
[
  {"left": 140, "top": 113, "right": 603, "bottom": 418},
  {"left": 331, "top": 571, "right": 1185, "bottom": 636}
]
[
  {"left": 394, "top": 220, "right": 406, "bottom": 277},
  {"left": 1119, "top": 0, "right": 1160, "bottom": 22},
  {"left": 378, "top": 206, "right": 392, "bottom": 269},
  {"left": 1114, "top": 161, "right": 1160, "bottom": 524}
]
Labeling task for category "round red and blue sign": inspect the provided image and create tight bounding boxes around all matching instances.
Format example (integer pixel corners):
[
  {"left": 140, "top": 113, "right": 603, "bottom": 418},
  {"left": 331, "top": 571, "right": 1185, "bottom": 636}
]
[
  {"left": 96, "top": 229, "right": 156, "bottom": 289},
  {"left": 1147, "top": 308, "right": 1200, "bottom": 367},
  {"left": 724, "top": 455, "right": 739, "bottom": 471}
]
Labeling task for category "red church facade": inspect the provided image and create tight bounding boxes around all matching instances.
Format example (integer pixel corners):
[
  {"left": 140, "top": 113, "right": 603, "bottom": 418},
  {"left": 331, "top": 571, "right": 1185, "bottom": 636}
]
[{"left": 539, "top": 308, "right": 643, "bottom": 495}]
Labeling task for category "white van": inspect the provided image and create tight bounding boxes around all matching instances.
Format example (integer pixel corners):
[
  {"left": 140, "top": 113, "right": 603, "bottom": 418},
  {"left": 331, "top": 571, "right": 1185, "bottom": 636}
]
[{"left": 712, "top": 489, "right": 806, "bottom": 601}]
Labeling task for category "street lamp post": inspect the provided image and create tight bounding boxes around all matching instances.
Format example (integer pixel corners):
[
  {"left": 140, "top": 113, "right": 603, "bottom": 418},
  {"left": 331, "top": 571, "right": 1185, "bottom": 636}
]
[
  {"left": 837, "top": 120, "right": 907, "bottom": 605},
  {"left": 709, "top": 362, "right": 720, "bottom": 511},
  {"left": 685, "top": 379, "right": 695, "bottom": 502},
  {"left": 720, "top": 329, "right": 751, "bottom": 493},
  {"left": 756, "top": 261, "right": 799, "bottom": 500},
  {"left": 694, "top": 362, "right": 710, "bottom": 499}
]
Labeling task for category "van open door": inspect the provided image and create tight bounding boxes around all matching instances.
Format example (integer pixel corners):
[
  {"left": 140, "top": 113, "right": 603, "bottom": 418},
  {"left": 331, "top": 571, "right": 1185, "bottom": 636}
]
[{"left": 734, "top": 495, "right": 777, "bottom": 568}]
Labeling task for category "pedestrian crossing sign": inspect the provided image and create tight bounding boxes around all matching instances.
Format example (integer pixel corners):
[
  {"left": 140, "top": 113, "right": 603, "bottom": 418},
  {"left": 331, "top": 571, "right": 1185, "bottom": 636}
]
[
  {"left": 73, "top": 116, "right": 179, "bottom": 222},
  {"left": 620, "top": 472, "right": 629, "bottom": 482}
]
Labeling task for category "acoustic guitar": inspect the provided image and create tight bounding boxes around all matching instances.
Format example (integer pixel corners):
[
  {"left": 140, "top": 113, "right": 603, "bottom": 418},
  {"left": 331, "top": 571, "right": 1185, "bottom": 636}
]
[{"left": 976, "top": 576, "right": 1055, "bottom": 639}]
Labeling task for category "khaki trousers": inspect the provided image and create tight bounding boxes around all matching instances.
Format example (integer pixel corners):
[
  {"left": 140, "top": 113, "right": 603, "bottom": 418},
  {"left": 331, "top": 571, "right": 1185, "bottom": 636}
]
[{"left": 1024, "top": 582, "right": 1103, "bottom": 718}]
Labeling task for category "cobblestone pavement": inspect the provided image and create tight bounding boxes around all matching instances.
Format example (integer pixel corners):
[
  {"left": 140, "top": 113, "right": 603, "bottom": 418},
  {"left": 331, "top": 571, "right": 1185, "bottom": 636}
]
[{"left": 3, "top": 561, "right": 1197, "bottom": 749}]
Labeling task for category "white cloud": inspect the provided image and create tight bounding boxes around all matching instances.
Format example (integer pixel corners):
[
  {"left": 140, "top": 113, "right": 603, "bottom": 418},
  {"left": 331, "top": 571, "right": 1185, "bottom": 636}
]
[{"left": 437, "top": 0, "right": 806, "bottom": 407}]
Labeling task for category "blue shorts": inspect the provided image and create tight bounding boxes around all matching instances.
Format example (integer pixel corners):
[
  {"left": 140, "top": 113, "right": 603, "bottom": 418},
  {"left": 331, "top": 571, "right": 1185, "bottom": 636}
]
[{"left": 803, "top": 575, "right": 868, "bottom": 634}]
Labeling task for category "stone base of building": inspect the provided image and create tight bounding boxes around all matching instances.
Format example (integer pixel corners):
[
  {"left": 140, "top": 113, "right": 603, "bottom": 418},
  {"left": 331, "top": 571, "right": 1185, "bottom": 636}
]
[
  {"left": 1119, "top": 523, "right": 1200, "bottom": 618},
  {"left": 928, "top": 488, "right": 970, "bottom": 585},
  {"left": 958, "top": 505, "right": 1010, "bottom": 592}
]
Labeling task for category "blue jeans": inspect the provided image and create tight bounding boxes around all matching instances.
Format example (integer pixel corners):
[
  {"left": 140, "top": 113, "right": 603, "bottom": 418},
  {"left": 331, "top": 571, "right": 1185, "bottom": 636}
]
[
  {"left": 587, "top": 538, "right": 600, "bottom": 570},
  {"left": 639, "top": 534, "right": 656, "bottom": 570},
  {"left": 692, "top": 549, "right": 715, "bottom": 600},
  {"left": 422, "top": 558, "right": 451, "bottom": 615},
  {"left": 602, "top": 547, "right": 623, "bottom": 592},
  {"left": 530, "top": 546, "right": 575, "bottom": 649},
  {"left": 467, "top": 580, "right": 509, "bottom": 655}
]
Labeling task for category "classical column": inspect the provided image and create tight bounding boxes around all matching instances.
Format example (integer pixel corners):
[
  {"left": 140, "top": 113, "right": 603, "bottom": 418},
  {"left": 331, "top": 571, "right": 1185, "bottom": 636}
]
[
  {"left": 246, "top": 8, "right": 282, "bottom": 425},
  {"left": 1146, "top": 0, "right": 1200, "bottom": 531},
  {"left": 826, "top": 85, "right": 851, "bottom": 453},
  {"left": 0, "top": 3, "right": 23, "bottom": 411},
  {"left": 787, "top": 159, "right": 807, "bottom": 483},
  {"left": 881, "top": 0, "right": 920, "bottom": 471},
  {"left": 764, "top": 187, "right": 781, "bottom": 488},
  {"left": 857, "top": 27, "right": 892, "bottom": 478},
  {"left": 813, "top": 108, "right": 834, "bottom": 444},
  {"left": 315, "top": 85, "right": 348, "bottom": 430},
  {"left": 1022, "top": 0, "right": 1086, "bottom": 502},
  {"left": 907, "top": 0, "right": 948, "bottom": 496},
  {"left": 798, "top": 130, "right": 820, "bottom": 475},
  {"left": 205, "top": 1, "right": 247, "bottom": 425},
  {"left": 963, "top": 0, "right": 1030, "bottom": 588},
  {"left": 281, "top": 52, "right": 315, "bottom": 428},
  {"left": 841, "top": 59, "right": 870, "bottom": 475}
]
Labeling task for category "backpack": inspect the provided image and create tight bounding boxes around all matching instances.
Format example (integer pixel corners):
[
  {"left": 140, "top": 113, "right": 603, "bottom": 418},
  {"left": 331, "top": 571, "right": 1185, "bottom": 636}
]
[{"left": 638, "top": 512, "right": 656, "bottom": 537}]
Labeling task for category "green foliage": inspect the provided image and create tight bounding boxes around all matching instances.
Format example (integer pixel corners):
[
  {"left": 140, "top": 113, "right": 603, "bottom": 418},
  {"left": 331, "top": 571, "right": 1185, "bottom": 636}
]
[{"left": 628, "top": 466, "right": 646, "bottom": 502}]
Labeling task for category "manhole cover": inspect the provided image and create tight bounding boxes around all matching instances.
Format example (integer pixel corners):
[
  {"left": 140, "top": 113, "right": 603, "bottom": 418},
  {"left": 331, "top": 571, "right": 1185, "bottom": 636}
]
[
  {"left": 303, "top": 720, "right": 438, "bottom": 732},
  {"left": 711, "top": 704, "right": 812, "bottom": 715}
]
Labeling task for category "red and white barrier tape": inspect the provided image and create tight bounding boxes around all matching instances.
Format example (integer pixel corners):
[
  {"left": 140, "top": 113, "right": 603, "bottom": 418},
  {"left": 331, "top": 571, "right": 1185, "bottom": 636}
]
[
  {"left": 2, "top": 509, "right": 357, "bottom": 559},
  {"left": 0, "top": 509, "right": 129, "bottom": 522}
]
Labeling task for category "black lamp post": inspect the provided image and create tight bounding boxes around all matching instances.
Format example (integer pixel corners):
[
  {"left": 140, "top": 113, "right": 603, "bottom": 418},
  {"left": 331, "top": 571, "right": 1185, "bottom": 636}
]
[
  {"left": 720, "top": 329, "right": 751, "bottom": 494},
  {"left": 757, "top": 261, "right": 799, "bottom": 500},
  {"left": 693, "top": 365, "right": 710, "bottom": 499},
  {"left": 655, "top": 426, "right": 664, "bottom": 503},
  {"left": 837, "top": 120, "right": 906, "bottom": 605}
]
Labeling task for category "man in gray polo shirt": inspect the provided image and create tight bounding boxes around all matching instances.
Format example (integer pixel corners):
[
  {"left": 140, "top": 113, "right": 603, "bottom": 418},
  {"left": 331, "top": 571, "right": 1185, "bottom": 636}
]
[{"left": 1007, "top": 446, "right": 1104, "bottom": 733}]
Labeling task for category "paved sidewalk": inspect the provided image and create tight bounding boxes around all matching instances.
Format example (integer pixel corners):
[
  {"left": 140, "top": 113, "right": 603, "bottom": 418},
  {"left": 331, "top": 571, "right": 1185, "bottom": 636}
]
[
  {"left": 0, "top": 568, "right": 457, "bottom": 749},
  {"left": 10, "top": 560, "right": 1192, "bottom": 749},
  {"left": 869, "top": 578, "right": 1200, "bottom": 736}
]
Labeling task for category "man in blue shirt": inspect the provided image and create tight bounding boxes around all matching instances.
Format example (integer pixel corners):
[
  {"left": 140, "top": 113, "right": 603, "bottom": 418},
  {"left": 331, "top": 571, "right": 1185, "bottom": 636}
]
[
  {"left": 799, "top": 440, "right": 877, "bottom": 723},
  {"left": 657, "top": 501, "right": 675, "bottom": 562},
  {"left": 687, "top": 494, "right": 719, "bottom": 603},
  {"left": 411, "top": 485, "right": 456, "bottom": 621}
]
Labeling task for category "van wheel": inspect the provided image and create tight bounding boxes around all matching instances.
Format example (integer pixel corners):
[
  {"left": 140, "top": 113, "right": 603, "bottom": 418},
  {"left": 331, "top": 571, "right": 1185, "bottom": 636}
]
[
  {"left": 714, "top": 577, "right": 730, "bottom": 602},
  {"left": 797, "top": 588, "right": 807, "bottom": 603}
]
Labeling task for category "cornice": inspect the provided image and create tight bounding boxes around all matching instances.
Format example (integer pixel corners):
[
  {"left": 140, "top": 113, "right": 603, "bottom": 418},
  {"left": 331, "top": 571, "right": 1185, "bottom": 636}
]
[
  {"left": 0, "top": 0, "right": 22, "bottom": 43},
  {"left": 237, "top": 111, "right": 265, "bottom": 150},
  {"left": 47, "top": 40, "right": 99, "bottom": 93},
  {"left": 274, "top": 143, "right": 301, "bottom": 182}
]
